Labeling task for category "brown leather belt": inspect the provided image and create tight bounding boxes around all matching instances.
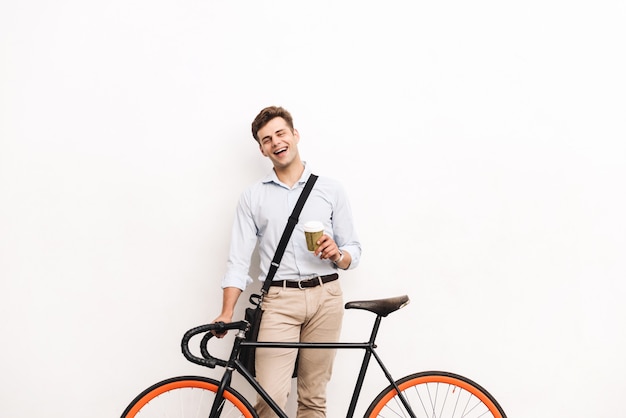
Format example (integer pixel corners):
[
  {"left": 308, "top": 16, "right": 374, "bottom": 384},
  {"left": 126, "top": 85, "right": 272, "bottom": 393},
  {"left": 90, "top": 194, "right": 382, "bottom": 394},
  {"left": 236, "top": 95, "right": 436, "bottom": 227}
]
[{"left": 270, "top": 273, "right": 339, "bottom": 289}]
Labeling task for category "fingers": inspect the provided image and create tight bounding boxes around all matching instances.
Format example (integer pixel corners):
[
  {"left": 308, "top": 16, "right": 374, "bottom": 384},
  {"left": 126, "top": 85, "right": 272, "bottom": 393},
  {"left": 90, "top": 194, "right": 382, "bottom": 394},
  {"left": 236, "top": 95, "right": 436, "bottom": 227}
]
[
  {"left": 212, "top": 325, "right": 227, "bottom": 338},
  {"left": 314, "top": 234, "right": 339, "bottom": 260},
  {"left": 210, "top": 316, "right": 230, "bottom": 338}
]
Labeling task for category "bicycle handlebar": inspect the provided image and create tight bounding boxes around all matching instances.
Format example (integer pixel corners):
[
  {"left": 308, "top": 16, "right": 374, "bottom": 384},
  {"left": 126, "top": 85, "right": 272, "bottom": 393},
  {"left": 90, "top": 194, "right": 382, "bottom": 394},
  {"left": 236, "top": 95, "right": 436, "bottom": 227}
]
[{"left": 180, "top": 321, "right": 249, "bottom": 369}]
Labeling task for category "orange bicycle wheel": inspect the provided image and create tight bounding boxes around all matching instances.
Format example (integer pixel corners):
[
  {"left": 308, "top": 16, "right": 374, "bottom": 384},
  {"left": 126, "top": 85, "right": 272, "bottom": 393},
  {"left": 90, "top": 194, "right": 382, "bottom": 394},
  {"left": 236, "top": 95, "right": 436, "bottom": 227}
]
[
  {"left": 365, "top": 371, "right": 506, "bottom": 418},
  {"left": 121, "top": 376, "right": 257, "bottom": 418}
]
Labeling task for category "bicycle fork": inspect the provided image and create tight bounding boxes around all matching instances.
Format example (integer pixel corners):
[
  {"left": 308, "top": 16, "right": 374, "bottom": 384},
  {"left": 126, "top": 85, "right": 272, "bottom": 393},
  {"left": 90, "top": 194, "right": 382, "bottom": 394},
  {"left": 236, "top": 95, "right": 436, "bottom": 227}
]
[
  {"left": 209, "top": 367, "right": 232, "bottom": 418},
  {"left": 209, "top": 330, "right": 288, "bottom": 418},
  {"left": 208, "top": 331, "right": 245, "bottom": 418}
]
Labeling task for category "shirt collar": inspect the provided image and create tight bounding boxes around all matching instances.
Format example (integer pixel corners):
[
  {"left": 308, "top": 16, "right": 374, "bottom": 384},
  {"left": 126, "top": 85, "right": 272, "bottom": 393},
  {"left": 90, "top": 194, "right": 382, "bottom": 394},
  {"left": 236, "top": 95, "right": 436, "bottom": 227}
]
[{"left": 262, "top": 162, "right": 312, "bottom": 189}]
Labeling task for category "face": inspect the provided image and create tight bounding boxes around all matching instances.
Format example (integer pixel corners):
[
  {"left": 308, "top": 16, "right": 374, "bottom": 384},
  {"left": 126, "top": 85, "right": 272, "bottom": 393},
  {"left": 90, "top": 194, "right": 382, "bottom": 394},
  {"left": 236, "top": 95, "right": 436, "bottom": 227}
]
[{"left": 257, "top": 117, "right": 301, "bottom": 169}]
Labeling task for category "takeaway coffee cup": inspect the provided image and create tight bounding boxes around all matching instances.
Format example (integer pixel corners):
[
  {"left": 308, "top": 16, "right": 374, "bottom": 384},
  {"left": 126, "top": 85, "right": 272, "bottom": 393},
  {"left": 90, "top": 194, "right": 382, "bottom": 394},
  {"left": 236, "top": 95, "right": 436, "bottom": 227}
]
[{"left": 304, "top": 221, "right": 324, "bottom": 252}]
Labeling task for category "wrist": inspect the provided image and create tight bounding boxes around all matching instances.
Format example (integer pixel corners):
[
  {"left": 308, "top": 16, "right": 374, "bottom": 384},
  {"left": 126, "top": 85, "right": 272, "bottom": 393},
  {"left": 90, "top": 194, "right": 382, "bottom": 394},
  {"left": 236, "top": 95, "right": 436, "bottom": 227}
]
[{"left": 333, "top": 249, "right": 344, "bottom": 265}]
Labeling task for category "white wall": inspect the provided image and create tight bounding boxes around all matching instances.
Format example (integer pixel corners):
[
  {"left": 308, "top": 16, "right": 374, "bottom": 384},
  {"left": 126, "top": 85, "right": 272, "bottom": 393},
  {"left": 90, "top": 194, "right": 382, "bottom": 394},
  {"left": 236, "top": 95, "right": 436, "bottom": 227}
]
[{"left": 1, "top": 1, "right": 624, "bottom": 417}]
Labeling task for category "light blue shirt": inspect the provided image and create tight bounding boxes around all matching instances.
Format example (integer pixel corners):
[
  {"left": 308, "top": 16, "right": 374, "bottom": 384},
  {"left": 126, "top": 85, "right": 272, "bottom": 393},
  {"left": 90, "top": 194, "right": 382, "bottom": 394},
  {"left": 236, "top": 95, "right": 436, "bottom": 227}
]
[{"left": 222, "top": 165, "right": 361, "bottom": 290}]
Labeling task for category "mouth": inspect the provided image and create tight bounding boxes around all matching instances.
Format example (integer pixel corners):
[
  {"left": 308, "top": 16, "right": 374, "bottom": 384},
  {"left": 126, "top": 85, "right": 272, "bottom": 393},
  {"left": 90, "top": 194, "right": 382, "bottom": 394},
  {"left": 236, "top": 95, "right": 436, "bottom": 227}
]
[{"left": 273, "top": 147, "right": 287, "bottom": 156}]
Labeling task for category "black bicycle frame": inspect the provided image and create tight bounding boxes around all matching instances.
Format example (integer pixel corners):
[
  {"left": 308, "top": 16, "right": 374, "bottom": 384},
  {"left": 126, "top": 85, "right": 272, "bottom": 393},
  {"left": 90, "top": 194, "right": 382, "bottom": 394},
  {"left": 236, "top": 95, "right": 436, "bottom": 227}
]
[{"left": 209, "top": 315, "right": 416, "bottom": 418}]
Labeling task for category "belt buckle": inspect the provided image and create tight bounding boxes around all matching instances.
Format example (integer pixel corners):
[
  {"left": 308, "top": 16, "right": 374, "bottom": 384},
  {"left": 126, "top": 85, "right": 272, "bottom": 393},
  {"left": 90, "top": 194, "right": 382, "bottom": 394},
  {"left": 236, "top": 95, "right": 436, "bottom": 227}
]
[
  {"left": 298, "top": 276, "right": 324, "bottom": 290},
  {"left": 298, "top": 277, "right": 317, "bottom": 290}
]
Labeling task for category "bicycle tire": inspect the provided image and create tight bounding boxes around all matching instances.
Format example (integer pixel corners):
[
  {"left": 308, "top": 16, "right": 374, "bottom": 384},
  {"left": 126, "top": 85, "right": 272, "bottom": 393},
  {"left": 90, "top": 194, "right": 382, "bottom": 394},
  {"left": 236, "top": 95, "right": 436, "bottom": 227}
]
[
  {"left": 121, "top": 375, "right": 258, "bottom": 418},
  {"left": 365, "top": 371, "right": 506, "bottom": 418}
]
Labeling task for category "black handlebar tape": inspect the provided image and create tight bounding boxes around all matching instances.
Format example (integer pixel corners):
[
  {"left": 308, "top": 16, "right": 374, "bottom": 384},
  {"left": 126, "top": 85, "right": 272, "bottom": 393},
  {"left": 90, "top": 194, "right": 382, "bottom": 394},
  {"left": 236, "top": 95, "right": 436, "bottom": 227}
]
[
  {"left": 200, "top": 332, "right": 226, "bottom": 367},
  {"left": 181, "top": 324, "right": 219, "bottom": 368},
  {"left": 180, "top": 321, "right": 249, "bottom": 369}
]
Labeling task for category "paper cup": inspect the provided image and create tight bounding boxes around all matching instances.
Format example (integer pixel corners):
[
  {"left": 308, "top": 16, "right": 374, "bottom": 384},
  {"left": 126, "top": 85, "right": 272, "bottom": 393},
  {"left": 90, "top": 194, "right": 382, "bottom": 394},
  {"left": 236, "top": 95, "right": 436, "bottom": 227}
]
[{"left": 304, "top": 221, "right": 324, "bottom": 252}]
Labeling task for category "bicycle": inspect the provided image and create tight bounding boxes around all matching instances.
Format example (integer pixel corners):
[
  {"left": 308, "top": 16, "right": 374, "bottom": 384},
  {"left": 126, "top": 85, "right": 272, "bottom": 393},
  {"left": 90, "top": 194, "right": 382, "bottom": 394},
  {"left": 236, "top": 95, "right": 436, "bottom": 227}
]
[{"left": 122, "top": 294, "right": 507, "bottom": 418}]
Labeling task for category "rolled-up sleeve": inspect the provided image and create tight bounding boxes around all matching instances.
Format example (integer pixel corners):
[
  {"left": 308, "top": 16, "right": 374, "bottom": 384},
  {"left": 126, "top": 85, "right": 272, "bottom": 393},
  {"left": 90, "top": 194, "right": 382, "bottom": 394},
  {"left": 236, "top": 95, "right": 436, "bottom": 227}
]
[
  {"left": 221, "top": 191, "right": 257, "bottom": 290},
  {"left": 332, "top": 183, "right": 362, "bottom": 270}
]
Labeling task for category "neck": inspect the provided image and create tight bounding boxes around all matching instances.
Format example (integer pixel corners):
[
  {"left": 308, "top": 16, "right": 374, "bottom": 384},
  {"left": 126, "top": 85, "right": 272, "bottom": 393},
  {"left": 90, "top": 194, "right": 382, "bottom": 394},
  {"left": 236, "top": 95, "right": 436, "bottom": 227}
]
[{"left": 274, "top": 158, "right": 305, "bottom": 188}]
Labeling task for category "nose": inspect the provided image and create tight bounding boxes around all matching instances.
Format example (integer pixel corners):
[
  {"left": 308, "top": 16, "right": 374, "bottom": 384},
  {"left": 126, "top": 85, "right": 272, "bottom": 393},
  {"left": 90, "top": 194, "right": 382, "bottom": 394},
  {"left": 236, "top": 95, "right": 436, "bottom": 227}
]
[{"left": 270, "top": 136, "right": 283, "bottom": 148}]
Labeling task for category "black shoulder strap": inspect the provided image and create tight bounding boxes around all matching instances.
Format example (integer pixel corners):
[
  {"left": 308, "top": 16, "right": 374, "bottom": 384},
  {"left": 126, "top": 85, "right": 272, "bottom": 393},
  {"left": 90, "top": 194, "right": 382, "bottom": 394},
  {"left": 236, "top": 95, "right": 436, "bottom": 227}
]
[{"left": 261, "top": 173, "right": 319, "bottom": 294}]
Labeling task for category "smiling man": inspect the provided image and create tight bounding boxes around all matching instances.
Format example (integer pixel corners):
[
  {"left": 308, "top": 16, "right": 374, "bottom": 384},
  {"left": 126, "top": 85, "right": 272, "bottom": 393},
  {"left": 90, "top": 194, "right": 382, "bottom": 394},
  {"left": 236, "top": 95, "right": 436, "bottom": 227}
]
[{"left": 212, "top": 106, "right": 362, "bottom": 417}]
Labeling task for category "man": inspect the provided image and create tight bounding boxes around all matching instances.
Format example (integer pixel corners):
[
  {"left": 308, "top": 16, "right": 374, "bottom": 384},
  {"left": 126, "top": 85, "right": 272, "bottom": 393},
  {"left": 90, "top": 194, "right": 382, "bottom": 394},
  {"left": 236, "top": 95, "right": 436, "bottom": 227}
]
[{"left": 212, "top": 106, "right": 361, "bottom": 417}]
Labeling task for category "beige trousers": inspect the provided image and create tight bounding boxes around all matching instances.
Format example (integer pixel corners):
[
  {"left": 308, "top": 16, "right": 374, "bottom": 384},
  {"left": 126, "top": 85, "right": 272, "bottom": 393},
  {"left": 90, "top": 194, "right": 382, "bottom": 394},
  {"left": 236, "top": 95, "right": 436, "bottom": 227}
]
[{"left": 254, "top": 279, "right": 344, "bottom": 418}]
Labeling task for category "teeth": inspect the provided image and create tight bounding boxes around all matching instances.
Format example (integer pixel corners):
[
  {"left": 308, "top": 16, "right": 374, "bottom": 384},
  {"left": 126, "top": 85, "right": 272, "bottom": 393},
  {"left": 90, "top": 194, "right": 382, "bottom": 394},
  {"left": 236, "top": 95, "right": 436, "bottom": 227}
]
[{"left": 274, "top": 148, "right": 287, "bottom": 154}]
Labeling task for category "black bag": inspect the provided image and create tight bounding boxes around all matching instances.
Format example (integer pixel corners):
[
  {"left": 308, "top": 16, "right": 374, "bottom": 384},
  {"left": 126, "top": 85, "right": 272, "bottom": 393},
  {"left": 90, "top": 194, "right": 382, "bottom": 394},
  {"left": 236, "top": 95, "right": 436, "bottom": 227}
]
[
  {"left": 239, "top": 296, "right": 262, "bottom": 375},
  {"left": 238, "top": 174, "right": 318, "bottom": 378}
]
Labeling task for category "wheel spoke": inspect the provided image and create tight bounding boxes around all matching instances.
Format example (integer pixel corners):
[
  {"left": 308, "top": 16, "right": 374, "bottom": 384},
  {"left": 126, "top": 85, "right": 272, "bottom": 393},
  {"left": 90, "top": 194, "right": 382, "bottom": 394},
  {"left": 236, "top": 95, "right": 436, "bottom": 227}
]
[
  {"left": 365, "top": 372, "right": 506, "bottom": 418},
  {"left": 122, "top": 377, "right": 256, "bottom": 418}
]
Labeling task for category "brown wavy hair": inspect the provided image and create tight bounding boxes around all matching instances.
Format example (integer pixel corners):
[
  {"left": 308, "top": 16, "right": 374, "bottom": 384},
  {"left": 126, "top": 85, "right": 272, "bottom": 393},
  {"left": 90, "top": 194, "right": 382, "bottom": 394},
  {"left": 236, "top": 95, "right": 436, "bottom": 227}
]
[{"left": 251, "top": 106, "right": 294, "bottom": 143}]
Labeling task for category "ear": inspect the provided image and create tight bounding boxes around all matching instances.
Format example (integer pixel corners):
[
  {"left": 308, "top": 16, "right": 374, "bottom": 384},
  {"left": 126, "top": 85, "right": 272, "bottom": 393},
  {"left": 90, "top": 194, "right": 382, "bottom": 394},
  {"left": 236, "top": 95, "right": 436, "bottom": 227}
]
[
  {"left": 293, "top": 128, "right": 300, "bottom": 144},
  {"left": 259, "top": 142, "right": 268, "bottom": 157}
]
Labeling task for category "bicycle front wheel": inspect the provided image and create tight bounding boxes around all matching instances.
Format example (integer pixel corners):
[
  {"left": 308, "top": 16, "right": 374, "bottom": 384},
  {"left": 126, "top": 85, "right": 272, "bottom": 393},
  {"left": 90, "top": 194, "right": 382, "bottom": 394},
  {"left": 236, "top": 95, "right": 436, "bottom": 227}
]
[
  {"left": 365, "top": 371, "right": 506, "bottom": 418},
  {"left": 121, "top": 376, "right": 257, "bottom": 418}
]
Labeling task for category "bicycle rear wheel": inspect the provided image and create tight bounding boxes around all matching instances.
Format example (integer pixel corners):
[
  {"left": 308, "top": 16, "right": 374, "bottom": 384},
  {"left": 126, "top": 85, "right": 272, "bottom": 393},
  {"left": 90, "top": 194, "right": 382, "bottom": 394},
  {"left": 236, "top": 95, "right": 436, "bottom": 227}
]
[
  {"left": 365, "top": 371, "right": 506, "bottom": 418},
  {"left": 121, "top": 375, "right": 257, "bottom": 418}
]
